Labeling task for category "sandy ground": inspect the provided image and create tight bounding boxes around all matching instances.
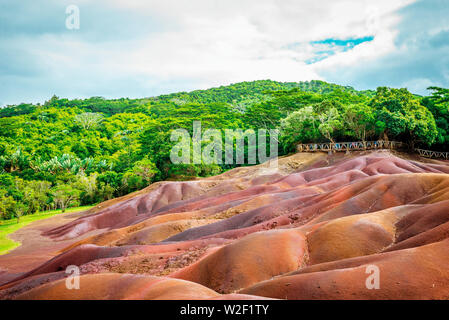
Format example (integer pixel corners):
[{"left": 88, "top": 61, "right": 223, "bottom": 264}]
[
  {"left": 2, "top": 150, "right": 449, "bottom": 299},
  {"left": 0, "top": 210, "right": 106, "bottom": 285}
]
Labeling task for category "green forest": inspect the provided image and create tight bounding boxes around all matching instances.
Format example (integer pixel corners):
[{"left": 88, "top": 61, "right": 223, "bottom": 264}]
[{"left": 0, "top": 80, "right": 448, "bottom": 221}]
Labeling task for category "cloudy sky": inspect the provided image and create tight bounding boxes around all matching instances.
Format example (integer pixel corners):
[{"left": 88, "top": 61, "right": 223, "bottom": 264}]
[{"left": 1, "top": 0, "right": 448, "bottom": 106}]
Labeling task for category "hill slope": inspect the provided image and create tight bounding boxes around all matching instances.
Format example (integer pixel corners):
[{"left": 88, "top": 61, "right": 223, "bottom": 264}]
[
  {"left": 1, "top": 80, "right": 447, "bottom": 227},
  {"left": 1, "top": 150, "right": 449, "bottom": 300}
]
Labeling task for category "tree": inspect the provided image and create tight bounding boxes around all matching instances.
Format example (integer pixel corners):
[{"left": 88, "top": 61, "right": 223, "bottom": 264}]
[
  {"left": 370, "top": 87, "right": 438, "bottom": 147},
  {"left": 51, "top": 185, "right": 80, "bottom": 213},
  {"left": 13, "top": 202, "right": 27, "bottom": 224},
  {"left": 1, "top": 148, "right": 29, "bottom": 173},
  {"left": 121, "top": 172, "right": 145, "bottom": 194},
  {"left": 74, "top": 112, "right": 104, "bottom": 130},
  {"left": 343, "top": 103, "right": 376, "bottom": 142},
  {"left": 98, "top": 183, "right": 115, "bottom": 200},
  {"left": 428, "top": 86, "right": 449, "bottom": 106},
  {"left": 423, "top": 87, "right": 449, "bottom": 149},
  {"left": 97, "top": 171, "right": 121, "bottom": 190},
  {"left": 0, "top": 190, "right": 16, "bottom": 220},
  {"left": 280, "top": 106, "right": 321, "bottom": 152},
  {"left": 22, "top": 180, "right": 51, "bottom": 213},
  {"left": 244, "top": 90, "right": 324, "bottom": 130},
  {"left": 114, "top": 130, "right": 137, "bottom": 170},
  {"left": 318, "top": 107, "right": 343, "bottom": 143},
  {"left": 131, "top": 158, "right": 158, "bottom": 185},
  {"left": 75, "top": 173, "right": 98, "bottom": 205}
]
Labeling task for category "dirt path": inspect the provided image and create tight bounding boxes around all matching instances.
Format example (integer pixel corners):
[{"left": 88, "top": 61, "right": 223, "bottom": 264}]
[{"left": 0, "top": 210, "right": 105, "bottom": 285}]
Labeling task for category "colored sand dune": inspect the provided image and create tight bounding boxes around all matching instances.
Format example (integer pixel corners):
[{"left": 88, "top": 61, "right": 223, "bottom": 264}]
[{"left": 1, "top": 150, "right": 449, "bottom": 300}]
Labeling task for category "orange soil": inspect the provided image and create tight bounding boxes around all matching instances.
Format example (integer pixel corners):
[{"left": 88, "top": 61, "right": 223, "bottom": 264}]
[{"left": 1, "top": 150, "right": 449, "bottom": 300}]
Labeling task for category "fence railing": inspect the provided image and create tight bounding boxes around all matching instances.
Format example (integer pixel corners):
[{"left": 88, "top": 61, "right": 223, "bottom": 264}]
[
  {"left": 415, "top": 149, "right": 449, "bottom": 160},
  {"left": 297, "top": 141, "right": 404, "bottom": 152},
  {"left": 297, "top": 141, "right": 449, "bottom": 160}
]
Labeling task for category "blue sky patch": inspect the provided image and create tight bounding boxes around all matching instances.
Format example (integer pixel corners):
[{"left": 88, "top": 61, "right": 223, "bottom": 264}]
[
  {"left": 306, "top": 36, "right": 375, "bottom": 64},
  {"left": 311, "top": 36, "right": 375, "bottom": 47},
  {"left": 0, "top": 0, "right": 448, "bottom": 104}
]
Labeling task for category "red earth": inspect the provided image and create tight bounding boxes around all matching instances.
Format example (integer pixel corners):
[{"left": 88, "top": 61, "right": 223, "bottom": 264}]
[{"left": 1, "top": 150, "right": 449, "bottom": 300}]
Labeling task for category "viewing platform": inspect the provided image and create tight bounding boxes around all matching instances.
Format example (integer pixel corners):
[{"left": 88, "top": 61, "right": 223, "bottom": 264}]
[
  {"left": 416, "top": 149, "right": 449, "bottom": 160},
  {"left": 297, "top": 140, "right": 449, "bottom": 160},
  {"left": 296, "top": 140, "right": 404, "bottom": 152}
]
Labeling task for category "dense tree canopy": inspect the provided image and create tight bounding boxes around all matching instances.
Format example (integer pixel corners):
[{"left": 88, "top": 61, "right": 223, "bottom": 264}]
[
  {"left": 0, "top": 80, "right": 447, "bottom": 220},
  {"left": 422, "top": 87, "right": 449, "bottom": 150},
  {"left": 369, "top": 87, "right": 438, "bottom": 147}
]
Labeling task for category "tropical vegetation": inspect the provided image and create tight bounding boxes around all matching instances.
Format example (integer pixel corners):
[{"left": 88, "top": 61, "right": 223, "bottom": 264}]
[{"left": 0, "top": 80, "right": 448, "bottom": 221}]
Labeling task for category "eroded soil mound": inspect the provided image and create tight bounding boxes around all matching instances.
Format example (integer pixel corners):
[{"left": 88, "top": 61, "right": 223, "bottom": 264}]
[{"left": 2, "top": 150, "right": 449, "bottom": 300}]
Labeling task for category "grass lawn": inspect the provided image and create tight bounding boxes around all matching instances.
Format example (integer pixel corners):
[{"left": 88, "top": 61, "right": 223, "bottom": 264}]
[{"left": 0, "top": 205, "right": 93, "bottom": 255}]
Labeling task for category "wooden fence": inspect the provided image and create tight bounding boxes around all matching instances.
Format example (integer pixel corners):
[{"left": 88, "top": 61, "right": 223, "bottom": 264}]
[
  {"left": 297, "top": 141, "right": 404, "bottom": 152},
  {"left": 297, "top": 141, "right": 449, "bottom": 160},
  {"left": 415, "top": 149, "right": 449, "bottom": 160}
]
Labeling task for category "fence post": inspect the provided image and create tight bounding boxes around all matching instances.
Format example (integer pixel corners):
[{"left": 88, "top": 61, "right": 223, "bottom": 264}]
[{"left": 296, "top": 141, "right": 447, "bottom": 160}]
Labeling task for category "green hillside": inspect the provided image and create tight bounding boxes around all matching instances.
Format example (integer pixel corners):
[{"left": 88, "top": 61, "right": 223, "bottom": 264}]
[{"left": 0, "top": 80, "right": 448, "bottom": 221}]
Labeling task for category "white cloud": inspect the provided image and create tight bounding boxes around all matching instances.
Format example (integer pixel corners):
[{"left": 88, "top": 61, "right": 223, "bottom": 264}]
[
  {"left": 4, "top": 0, "right": 446, "bottom": 105},
  {"left": 98, "top": 0, "right": 416, "bottom": 88}
]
